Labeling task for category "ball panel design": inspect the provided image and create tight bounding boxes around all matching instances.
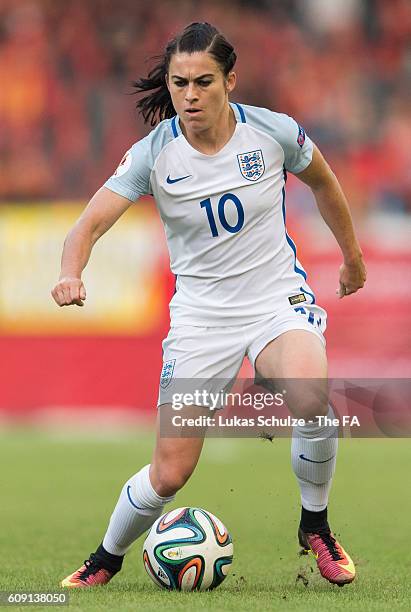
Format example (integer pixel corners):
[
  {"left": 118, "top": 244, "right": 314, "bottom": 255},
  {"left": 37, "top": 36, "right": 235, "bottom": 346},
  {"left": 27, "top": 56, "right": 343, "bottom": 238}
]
[
  {"left": 143, "top": 507, "right": 233, "bottom": 591},
  {"left": 201, "top": 509, "right": 232, "bottom": 546},
  {"left": 156, "top": 507, "right": 187, "bottom": 532},
  {"left": 178, "top": 556, "right": 204, "bottom": 590},
  {"left": 211, "top": 556, "right": 234, "bottom": 589},
  {"left": 143, "top": 550, "right": 170, "bottom": 589}
]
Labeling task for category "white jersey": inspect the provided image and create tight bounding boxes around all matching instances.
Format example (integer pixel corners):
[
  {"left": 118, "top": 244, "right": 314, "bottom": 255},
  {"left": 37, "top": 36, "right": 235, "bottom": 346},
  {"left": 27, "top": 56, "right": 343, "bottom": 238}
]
[{"left": 104, "top": 102, "right": 316, "bottom": 326}]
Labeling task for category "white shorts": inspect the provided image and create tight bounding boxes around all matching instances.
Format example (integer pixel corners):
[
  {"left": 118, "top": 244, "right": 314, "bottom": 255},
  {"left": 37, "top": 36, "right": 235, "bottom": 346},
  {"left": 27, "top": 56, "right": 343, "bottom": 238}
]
[{"left": 157, "top": 304, "right": 326, "bottom": 407}]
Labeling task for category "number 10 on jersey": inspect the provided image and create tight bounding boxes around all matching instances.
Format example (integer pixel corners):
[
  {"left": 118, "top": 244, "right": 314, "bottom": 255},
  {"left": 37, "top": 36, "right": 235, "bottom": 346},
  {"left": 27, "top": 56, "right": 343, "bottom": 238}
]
[{"left": 200, "top": 193, "right": 245, "bottom": 237}]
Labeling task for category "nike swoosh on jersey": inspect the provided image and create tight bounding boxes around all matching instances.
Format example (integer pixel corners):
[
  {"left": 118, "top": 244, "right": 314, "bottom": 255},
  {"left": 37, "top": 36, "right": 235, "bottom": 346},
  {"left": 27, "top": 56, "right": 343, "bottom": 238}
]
[
  {"left": 299, "top": 454, "right": 335, "bottom": 463},
  {"left": 166, "top": 174, "right": 192, "bottom": 184}
]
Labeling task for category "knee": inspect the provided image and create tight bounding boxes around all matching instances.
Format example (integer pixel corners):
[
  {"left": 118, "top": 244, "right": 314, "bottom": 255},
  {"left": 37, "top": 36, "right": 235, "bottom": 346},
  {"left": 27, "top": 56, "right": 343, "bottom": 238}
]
[
  {"left": 150, "top": 463, "right": 193, "bottom": 497},
  {"left": 292, "top": 394, "right": 329, "bottom": 420}
]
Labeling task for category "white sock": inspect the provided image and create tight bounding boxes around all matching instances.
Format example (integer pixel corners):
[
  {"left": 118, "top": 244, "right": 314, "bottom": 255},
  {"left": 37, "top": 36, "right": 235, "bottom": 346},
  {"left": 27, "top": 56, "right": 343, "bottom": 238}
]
[
  {"left": 291, "top": 406, "right": 338, "bottom": 512},
  {"left": 102, "top": 465, "right": 175, "bottom": 556}
]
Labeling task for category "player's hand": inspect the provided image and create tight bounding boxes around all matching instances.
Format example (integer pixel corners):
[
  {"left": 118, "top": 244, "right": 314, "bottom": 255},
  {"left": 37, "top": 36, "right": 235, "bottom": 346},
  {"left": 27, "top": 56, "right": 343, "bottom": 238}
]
[
  {"left": 336, "top": 256, "right": 366, "bottom": 298},
  {"left": 51, "top": 277, "right": 86, "bottom": 307}
]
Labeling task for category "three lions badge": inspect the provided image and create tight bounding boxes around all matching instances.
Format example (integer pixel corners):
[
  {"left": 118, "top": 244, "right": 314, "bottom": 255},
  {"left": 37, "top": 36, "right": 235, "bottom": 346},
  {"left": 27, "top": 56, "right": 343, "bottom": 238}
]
[
  {"left": 160, "top": 359, "right": 176, "bottom": 389},
  {"left": 237, "top": 149, "right": 265, "bottom": 182}
]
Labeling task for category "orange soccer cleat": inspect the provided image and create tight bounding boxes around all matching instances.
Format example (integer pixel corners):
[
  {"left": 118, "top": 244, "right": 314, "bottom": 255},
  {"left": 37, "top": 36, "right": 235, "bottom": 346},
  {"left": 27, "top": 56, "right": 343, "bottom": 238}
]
[
  {"left": 298, "top": 527, "right": 356, "bottom": 586},
  {"left": 61, "top": 545, "right": 123, "bottom": 588}
]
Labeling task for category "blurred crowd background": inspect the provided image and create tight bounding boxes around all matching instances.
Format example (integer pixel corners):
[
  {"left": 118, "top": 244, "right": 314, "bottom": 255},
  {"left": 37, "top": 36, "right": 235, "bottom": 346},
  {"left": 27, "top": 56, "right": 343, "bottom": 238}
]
[{"left": 1, "top": 0, "right": 411, "bottom": 214}]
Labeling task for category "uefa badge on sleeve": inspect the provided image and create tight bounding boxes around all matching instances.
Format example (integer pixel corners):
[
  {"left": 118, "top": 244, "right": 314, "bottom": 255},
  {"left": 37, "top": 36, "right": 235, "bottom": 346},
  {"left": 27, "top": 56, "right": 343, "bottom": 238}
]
[
  {"left": 160, "top": 359, "right": 176, "bottom": 389},
  {"left": 297, "top": 125, "right": 306, "bottom": 147},
  {"left": 113, "top": 150, "right": 132, "bottom": 177},
  {"left": 237, "top": 149, "right": 265, "bottom": 181}
]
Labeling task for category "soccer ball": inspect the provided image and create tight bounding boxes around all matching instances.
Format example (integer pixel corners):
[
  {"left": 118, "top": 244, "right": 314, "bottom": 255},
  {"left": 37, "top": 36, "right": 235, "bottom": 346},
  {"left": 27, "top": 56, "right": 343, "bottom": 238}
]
[{"left": 143, "top": 507, "right": 233, "bottom": 591}]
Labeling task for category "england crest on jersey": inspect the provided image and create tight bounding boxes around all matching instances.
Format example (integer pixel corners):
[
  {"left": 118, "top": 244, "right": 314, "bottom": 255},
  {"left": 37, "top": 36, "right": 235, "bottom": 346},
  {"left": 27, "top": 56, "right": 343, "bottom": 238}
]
[
  {"left": 237, "top": 149, "right": 265, "bottom": 181},
  {"left": 160, "top": 359, "right": 176, "bottom": 389}
]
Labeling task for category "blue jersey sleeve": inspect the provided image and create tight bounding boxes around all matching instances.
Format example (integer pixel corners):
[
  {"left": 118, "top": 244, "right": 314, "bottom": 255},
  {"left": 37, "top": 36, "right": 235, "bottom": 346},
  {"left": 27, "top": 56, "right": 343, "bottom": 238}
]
[
  {"left": 104, "top": 119, "right": 175, "bottom": 202},
  {"left": 241, "top": 105, "right": 314, "bottom": 174}
]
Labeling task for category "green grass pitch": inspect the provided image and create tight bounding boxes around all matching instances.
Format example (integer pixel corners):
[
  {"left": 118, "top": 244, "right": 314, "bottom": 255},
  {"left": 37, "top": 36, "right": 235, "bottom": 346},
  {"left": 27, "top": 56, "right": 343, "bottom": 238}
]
[{"left": 1, "top": 430, "right": 410, "bottom": 611}]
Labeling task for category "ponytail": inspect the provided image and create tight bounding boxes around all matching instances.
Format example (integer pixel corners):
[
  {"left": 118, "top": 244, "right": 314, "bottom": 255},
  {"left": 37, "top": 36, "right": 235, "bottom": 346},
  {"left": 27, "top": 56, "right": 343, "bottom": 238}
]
[{"left": 132, "top": 51, "right": 176, "bottom": 127}]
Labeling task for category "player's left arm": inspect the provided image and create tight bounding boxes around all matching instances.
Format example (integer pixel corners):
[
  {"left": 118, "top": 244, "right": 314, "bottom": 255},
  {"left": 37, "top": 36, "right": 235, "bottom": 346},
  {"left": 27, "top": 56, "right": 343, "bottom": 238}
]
[{"left": 295, "top": 144, "right": 366, "bottom": 298}]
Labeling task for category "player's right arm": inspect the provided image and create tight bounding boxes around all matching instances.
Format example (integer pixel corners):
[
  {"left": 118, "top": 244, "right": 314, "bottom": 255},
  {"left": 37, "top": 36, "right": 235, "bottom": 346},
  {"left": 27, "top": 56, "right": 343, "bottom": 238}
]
[
  {"left": 52, "top": 126, "right": 169, "bottom": 307},
  {"left": 51, "top": 187, "right": 133, "bottom": 307}
]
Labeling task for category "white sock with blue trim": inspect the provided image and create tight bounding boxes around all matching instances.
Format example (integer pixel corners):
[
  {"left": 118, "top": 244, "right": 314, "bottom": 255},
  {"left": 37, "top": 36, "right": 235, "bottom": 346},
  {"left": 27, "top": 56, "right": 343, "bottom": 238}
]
[
  {"left": 103, "top": 465, "right": 175, "bottom": 556},
  {"left": 291, "top": 407, "right": 338, "bottom": 512}
]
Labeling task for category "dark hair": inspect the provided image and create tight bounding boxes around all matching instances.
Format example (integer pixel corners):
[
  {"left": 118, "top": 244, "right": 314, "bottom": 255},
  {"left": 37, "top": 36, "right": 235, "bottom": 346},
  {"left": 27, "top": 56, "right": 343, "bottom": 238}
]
[{"left": 133, "top": 22, "right": 236, "bottom": 126}]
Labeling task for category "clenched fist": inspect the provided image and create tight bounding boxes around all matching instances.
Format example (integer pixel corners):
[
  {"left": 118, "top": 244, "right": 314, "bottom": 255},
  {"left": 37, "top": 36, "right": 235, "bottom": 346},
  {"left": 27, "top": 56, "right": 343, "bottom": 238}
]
[
  {"left": 336, "top": 256, "right": 367, "bottom": 298},
  {"left": 51, "top": 277, "right": 86, "bottom": 307}
]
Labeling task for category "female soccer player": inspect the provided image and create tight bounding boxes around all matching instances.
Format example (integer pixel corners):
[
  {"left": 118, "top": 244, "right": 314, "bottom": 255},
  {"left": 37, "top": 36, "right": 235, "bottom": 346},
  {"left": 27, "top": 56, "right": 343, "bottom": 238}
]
[{"left": 53, "top": 22, "right": 366, "bottom": 588}]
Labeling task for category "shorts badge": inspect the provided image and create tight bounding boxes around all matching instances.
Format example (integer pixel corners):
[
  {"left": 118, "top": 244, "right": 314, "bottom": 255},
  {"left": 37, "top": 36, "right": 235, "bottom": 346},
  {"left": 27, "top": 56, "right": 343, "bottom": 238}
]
[
  {"left": 288, "top": 293, "right": 306, "bottom": 305},
  {"left": 237, "top": 149, "right": 265, "bottom": 181},
  {"left": 160, "top": 359, "right": 176, "bottom": 389}
]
